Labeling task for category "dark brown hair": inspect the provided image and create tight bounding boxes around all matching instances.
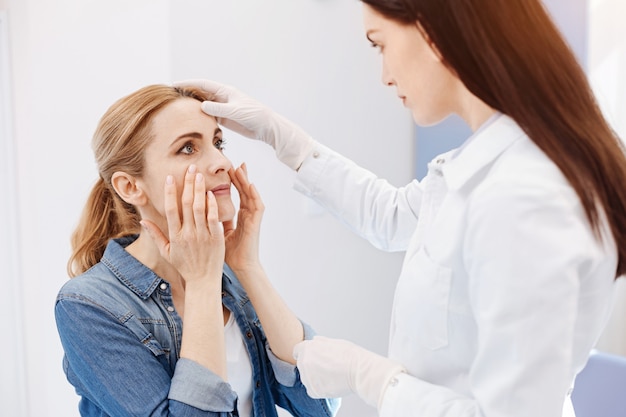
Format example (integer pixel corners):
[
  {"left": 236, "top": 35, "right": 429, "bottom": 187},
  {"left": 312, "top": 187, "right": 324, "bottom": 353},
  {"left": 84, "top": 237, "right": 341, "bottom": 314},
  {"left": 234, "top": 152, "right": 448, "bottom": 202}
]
[
  {"left": 68, "top": 85, "right": 212, "bottom": 277},
  {"left": 363, "top": 0, "right": 626, "bottom": 277}
]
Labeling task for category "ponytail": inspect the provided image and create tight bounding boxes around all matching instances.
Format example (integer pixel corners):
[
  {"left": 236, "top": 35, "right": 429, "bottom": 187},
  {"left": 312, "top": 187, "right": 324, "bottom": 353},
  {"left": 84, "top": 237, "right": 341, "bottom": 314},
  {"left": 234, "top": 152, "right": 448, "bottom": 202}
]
[{"left": 67, "top": 178, "right": 139, "bottom": 277}]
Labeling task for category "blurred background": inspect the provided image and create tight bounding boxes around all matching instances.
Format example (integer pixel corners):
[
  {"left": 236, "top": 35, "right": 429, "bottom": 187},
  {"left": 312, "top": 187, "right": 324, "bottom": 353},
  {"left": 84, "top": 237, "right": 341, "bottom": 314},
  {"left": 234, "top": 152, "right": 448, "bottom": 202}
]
[{"left": 1, "top": 1, "right": 625, "bottom": 416}]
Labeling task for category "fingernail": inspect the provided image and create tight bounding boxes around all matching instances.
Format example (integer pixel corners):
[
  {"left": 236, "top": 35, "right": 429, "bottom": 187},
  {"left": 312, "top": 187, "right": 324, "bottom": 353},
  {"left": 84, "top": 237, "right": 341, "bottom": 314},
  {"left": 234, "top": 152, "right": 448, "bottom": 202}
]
[
  {"left": 166, "top": 175, "right": 173, "bottom": 185},
  {"left": 196, "top": 173, "right": 203, "bottom": 183},
  {"left": 188, "top": 164, "right": 197, "bottom": 174}
]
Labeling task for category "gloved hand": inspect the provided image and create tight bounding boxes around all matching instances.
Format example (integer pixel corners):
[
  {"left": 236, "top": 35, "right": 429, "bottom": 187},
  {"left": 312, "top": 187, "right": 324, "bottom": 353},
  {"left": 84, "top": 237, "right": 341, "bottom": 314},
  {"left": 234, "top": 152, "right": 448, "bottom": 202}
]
[
  {"left": 173, "top": 79, "right": 314, "bottom": 170},
  {"left": 293, "top": 336, "right": 406, "bottom": 409}
]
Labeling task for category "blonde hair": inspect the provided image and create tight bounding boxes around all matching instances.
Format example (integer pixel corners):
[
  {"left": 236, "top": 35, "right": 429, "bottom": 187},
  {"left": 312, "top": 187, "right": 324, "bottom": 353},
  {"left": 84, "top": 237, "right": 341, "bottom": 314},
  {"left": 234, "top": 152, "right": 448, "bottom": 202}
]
[{"left": 68, "top": 85, "right": 212, "bottom": 277}]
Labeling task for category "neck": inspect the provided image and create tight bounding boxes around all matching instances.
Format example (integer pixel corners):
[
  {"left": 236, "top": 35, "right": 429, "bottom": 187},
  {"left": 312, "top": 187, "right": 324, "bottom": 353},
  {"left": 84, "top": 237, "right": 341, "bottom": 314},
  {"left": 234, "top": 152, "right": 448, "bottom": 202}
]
[
  {"left": 456, "top": 84, "right": 497, "bottom": 132},
  {"left": 125, "top": 233, "right": 184, "bottom": 290}
]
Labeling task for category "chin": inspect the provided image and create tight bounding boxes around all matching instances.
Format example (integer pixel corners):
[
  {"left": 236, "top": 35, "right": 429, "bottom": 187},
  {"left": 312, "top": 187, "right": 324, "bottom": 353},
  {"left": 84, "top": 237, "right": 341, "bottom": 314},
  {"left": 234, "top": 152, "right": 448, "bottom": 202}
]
[{"left": 411, "top": 109, "right": 450, "bottom": 127}]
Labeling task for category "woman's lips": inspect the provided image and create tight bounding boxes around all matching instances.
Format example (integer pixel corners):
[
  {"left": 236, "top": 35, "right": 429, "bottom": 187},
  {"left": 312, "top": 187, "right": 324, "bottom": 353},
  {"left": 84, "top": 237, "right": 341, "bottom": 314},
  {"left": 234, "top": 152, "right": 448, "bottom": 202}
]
[{"left": 210, "top": 184, "right": 231, "bottom": 196}]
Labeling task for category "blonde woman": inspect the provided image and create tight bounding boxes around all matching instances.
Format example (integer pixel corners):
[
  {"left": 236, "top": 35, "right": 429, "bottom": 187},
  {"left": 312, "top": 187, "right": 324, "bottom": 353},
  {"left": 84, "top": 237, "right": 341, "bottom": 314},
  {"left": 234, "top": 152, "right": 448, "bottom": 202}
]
[{"left": 55, "top": 85, "right": 339, "bottom": 417}]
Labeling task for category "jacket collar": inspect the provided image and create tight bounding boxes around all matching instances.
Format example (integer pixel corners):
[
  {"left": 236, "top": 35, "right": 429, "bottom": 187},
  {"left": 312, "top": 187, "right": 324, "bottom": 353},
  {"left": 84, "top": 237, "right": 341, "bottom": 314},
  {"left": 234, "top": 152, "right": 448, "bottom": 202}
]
[
  {"left": 101, "top": 235, "right": 163, "bottom": 300},
  {"left": 441, "top": 114, "right": 527, "bottom": 190}
]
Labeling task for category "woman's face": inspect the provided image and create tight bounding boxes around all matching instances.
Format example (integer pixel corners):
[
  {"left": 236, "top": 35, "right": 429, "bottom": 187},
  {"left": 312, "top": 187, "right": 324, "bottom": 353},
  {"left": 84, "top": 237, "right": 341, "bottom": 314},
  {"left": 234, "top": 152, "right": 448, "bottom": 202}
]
[
  {"left": 362, "top": 4, "right": 459, "bottom": 126},
  {"left": 138, "top": 97, "right": 235, "bottom": 227}
]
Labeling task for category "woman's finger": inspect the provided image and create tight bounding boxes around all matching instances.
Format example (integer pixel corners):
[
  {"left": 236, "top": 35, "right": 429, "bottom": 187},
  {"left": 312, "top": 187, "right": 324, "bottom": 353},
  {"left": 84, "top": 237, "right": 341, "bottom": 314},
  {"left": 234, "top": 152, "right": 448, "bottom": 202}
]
[
  {"left": 180, "top": 165, "right": 197, "bottom": 228},
  {"left": 235, "top": 164, "right": 263, "bottom": 212},
  {"left": 140, "top": 220, "right": 171, "bottom": 260},
  {"left": 193, "top": 172, "right": 208, "bottom": 235},
  {"left": 206, "top": 191, "right": 223, "bottom": 237},
  {"left": 229, "top": 166, "right": 248, "bottom": 207},
  {"left": 163, "top": 175, "right": 181, "bottom": 235},
  {"left": 248, "top": 183, "right": 265, "bottom": 213}
]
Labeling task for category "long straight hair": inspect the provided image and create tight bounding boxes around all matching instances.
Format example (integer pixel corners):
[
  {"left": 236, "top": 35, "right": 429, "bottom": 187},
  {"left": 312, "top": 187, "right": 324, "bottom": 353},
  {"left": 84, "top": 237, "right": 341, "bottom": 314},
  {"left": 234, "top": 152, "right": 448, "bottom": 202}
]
[
  {"left": 363, "top": 0, "right": 626, "bottom": 277},
  {"left": 68, "top": 85, "right": 211, "bottom": 277}
]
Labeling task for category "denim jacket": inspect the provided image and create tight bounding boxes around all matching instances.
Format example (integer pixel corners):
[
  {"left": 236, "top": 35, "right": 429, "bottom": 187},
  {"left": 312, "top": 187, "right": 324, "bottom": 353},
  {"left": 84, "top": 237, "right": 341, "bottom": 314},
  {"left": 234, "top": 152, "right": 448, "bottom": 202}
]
[{"left": 55, "top": 236, "right": 339, "bottom": 417}]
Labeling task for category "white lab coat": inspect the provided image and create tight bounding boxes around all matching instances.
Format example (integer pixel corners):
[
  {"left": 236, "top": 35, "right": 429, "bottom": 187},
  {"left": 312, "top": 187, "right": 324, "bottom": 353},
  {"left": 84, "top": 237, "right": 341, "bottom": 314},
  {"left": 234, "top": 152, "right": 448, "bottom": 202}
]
[{"left": 293, "top": 114, "right": 617, "bottom": 417}]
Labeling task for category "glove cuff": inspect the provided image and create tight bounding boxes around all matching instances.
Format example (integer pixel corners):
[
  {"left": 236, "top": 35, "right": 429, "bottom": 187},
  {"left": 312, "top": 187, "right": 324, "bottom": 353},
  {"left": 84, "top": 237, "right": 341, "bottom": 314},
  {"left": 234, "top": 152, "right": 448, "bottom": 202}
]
[
  {"left": 268, "top": 113, "right": 315, "bottom": 171},
  {"left": 352, "top": 351, "right": 406, "bottom": 409}
]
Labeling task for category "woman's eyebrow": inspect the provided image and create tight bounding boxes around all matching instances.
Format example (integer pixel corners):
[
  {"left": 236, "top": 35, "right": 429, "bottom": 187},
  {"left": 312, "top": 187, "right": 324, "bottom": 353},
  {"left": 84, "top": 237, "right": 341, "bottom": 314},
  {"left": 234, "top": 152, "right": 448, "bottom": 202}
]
[
  {"left": 170, "top": 131, "right": 203, "bottom": 148},
  {"left": 170, "top": 127, "right": 222, "bottom": 147}
]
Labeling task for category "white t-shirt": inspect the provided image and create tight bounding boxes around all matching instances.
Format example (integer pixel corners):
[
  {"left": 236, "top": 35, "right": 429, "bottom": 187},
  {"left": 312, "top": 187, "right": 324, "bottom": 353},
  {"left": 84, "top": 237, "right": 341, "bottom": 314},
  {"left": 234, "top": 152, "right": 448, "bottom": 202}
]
[{"left": 224, "top": 312, "right": 254, "bottom": 417}]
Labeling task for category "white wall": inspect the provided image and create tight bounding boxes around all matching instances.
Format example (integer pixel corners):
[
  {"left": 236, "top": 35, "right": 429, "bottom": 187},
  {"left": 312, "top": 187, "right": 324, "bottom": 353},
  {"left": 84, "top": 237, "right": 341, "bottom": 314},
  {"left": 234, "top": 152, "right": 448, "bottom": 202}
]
[
  {"left": 5, "top": 1, "right": 172, "bottom": 415},
  {"left": 0, "top": 10, "right": 28, "bottom": 417},
  {"left": 4, "top": 1, "right": 411, "bottom": 416}
]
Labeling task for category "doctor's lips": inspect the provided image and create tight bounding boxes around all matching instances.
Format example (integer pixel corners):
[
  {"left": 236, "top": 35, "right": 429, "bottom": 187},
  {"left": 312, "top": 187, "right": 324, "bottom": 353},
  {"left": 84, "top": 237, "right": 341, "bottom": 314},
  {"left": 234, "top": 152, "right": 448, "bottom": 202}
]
[{"left": 210, "top": 183, "right": 231, "bottom": 196}]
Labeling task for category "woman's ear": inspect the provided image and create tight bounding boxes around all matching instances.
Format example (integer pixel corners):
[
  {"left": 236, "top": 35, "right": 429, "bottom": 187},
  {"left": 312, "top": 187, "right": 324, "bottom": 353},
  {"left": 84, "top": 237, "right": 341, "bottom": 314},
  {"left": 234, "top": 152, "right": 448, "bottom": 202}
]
[{"left": 111, "top": 171, "right": 147, "bottom": 206}]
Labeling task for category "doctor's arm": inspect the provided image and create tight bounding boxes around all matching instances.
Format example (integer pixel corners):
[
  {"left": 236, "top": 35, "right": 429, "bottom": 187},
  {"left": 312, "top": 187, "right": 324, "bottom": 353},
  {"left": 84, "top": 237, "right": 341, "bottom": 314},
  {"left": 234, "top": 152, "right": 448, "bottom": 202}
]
[{"left": 176, "top": 79, "right": 421, "bottom": 251}]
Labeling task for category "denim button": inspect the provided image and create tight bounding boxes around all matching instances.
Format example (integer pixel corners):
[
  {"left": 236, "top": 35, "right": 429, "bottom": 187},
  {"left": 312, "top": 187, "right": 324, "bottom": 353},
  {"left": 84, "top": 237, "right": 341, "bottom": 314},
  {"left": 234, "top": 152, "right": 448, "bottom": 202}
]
[
  {"left": 167, "top": 306, "right": 174, "bottom": 312},
  {"left": 160, "top": 283, "right": 167, "bottom": 290},
  {"left": 246, "top": 331, "right": 253, "bottom": 339}
]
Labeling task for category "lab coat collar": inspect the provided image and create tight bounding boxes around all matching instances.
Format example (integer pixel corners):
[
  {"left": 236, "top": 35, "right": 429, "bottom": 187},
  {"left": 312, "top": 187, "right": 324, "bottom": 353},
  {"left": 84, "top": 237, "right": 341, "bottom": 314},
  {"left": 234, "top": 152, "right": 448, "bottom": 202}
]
[{"left": 441, "top": 114, "right": 526, "bottom": 190}]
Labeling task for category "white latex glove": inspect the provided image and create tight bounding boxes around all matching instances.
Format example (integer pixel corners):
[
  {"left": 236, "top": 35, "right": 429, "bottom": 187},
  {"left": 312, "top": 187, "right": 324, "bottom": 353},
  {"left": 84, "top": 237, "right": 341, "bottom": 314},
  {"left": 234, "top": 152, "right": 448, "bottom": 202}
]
[
  {"left": 174, "top": 79, "right": 314, "bottom": 171},
  {"left": 293, "top": 336, "right": 406, "bottom": 409}
]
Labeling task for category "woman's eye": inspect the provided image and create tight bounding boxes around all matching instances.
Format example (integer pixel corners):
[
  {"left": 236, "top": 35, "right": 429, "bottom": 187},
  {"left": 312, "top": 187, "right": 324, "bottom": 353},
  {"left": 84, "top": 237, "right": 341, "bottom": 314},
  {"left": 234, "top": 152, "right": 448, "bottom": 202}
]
[
  {"left": 178, "top": 143, "right": 195, "bottom": 155},
  {"left": 214, "top": 138, "right": 227, "bottom": 151}
]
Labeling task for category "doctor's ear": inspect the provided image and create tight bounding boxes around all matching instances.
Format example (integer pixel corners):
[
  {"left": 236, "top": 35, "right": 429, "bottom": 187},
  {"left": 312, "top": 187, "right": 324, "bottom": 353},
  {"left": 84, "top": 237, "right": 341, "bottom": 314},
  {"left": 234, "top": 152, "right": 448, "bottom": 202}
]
[{"left": 111, "top": 171, "right": 148, "bottom": 207}]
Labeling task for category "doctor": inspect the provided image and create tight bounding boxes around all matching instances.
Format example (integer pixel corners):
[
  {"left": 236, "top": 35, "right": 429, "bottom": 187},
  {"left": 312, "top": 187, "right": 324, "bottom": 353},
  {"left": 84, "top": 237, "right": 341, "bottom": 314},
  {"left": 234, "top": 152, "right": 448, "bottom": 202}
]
[{"left": 180, "top": 0, "right": 626, "bottom": 416}]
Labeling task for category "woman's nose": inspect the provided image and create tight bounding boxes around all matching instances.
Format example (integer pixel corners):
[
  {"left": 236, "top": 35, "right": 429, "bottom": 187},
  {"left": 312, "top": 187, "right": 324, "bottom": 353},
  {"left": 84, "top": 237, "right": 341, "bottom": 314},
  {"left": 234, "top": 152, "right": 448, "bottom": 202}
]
[{"left": 206, "top": 147, "right": 232, "bottom": 174}]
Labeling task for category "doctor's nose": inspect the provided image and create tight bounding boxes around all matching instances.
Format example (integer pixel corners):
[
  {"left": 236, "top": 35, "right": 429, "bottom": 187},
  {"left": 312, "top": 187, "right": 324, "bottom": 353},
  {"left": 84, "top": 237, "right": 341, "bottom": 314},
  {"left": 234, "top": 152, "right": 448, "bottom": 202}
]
[{"left": 381, "top": 65, "right": 395, "bottom": 87}]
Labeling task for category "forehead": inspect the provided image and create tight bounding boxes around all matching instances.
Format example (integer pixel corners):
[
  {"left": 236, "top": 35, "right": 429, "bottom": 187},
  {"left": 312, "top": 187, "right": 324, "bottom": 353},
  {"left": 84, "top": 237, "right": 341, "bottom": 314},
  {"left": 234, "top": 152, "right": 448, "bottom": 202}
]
[
  {"left": 362, "top": 3, "right": 392, "bottom": 32},
  {"left": 151, "top": 97, "right": 218, "bottom": 136}
]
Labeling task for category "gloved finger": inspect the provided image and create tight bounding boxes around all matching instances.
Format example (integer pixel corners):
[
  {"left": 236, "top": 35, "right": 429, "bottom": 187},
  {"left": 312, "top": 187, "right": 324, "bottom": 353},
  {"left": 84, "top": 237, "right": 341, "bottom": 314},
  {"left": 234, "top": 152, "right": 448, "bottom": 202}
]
[
  {"left": 202, "top": 101, "right": 257, "bottom": 138},
  {"left": 200, "top": 100, "right": 237, "bottom": 118}
]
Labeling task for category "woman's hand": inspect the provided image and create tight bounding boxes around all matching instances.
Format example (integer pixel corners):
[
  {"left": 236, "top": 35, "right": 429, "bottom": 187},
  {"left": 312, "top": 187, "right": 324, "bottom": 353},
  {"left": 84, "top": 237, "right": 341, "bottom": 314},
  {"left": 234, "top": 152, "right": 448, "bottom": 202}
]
[
  {"left": 224, "top": 163, "right": 264, "bottom": 275},
  {"left": 142, "top": 164, "right": 225, "bottom": 284},
  {"left": 141, "top": 164, "right": 227, "bottom": 378}
]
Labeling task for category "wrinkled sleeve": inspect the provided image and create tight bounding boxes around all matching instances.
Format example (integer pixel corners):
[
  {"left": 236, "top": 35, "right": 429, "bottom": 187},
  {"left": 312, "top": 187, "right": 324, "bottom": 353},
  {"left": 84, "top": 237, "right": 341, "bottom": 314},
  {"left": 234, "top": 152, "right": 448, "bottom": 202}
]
[{"left": 294, "top": 142, "right": 422, "bottom": 252}]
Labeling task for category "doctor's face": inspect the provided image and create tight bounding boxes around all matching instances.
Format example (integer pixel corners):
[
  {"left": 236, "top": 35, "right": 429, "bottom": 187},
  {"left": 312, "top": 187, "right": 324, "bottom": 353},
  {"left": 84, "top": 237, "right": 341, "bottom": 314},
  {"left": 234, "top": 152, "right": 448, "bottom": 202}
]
[
  {"left": 362, "top": 4, "right": 458, "bottom": 126},
  {"left": 137, "top": 97, "right": 235, "bottom": 229}
]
